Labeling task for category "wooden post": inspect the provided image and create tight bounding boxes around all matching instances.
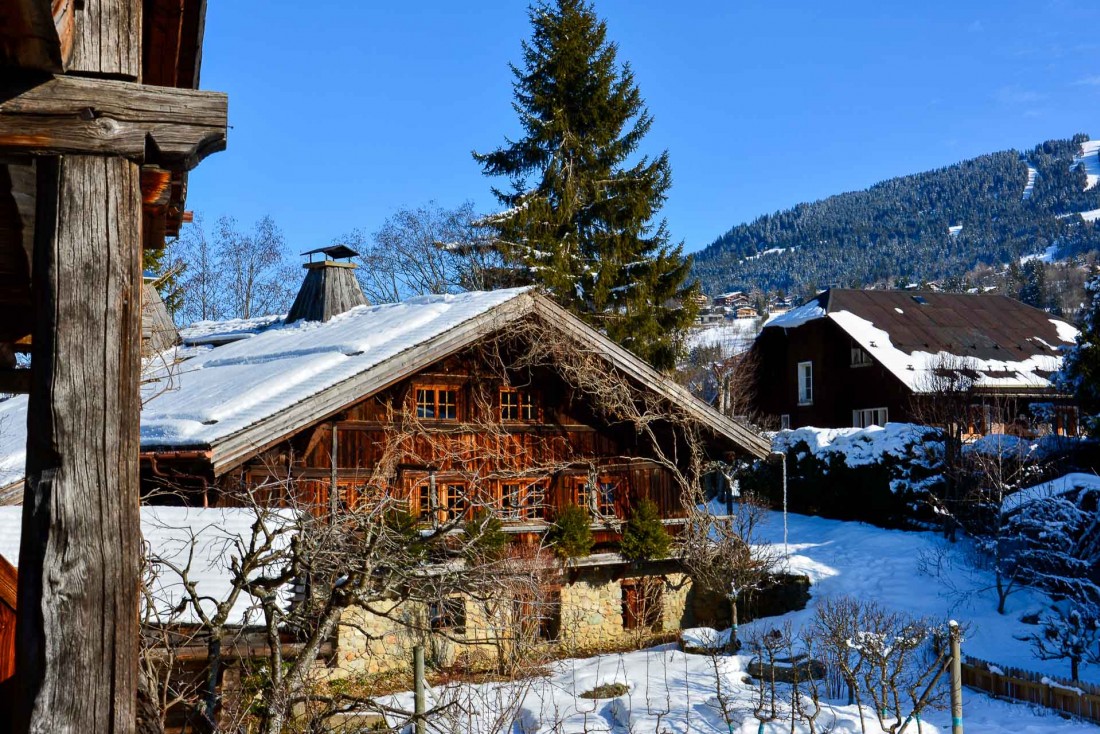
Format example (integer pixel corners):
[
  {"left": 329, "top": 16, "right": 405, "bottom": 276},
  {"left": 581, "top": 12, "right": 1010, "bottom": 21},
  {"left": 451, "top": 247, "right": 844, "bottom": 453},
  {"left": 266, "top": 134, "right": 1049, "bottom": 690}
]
[
  {"left": 16, "top": 2, "right": 143, "bottom": 733},
  {"left": 329, "top": 422, "right": 338, "bottom": 518},
  {"left": 414, "top": 645, "right": 426, "bottom": 734},
  {"left": 949, "top": 621, "right": 963, "bottom": 734},
  {"left": 19, "top": 153, "right": 142, "bottom": 733}
]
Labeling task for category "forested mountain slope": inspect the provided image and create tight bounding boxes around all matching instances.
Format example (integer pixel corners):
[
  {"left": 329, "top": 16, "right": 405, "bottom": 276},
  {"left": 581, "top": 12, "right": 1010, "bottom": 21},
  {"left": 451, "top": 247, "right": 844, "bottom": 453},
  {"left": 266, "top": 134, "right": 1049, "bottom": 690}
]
[{"left": 693, "top": 135, "right": 1100, "bottom": 296}]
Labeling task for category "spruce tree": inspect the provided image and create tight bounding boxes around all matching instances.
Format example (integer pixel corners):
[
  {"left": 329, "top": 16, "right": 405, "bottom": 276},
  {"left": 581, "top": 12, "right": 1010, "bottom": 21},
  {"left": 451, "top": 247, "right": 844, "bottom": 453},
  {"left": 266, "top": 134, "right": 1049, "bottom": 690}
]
[
  {"left": 619, "top": 498, "right": 671, "bottom": 562},
  {"left": 474, "top": 0, "right": 698, "bottom": 370},
  {"left": 1060, "top": 276, "right": 1100, "bottom": 430}
]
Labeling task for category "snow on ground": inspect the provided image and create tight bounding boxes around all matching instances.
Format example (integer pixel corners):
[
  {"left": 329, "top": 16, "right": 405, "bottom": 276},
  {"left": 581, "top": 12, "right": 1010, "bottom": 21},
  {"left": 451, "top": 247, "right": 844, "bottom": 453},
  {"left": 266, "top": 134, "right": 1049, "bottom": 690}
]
[
  {"left": 744, "top": 246, "right": 790, "bottom": 263},
  {"left": 1020, "top": 242, "right": 1061, "bottom": 264},
  {"left": 686, "top": 319, "right": 761, "bottom": 355},
  {"left": 1080, "top": 209, "right": 1100, "bottom": 223},
  {"left": 377, "top": 511, "right": 1100, "bottom": 732},
  {"left": 1022, "top": 158, "right": 1039, "bottom": 200},
  {"left": 1076, "top": 140, "right": 1100, "bottom": 191},
  {"left": 0, "top": 395, "right": 27, "bottom": 489}
]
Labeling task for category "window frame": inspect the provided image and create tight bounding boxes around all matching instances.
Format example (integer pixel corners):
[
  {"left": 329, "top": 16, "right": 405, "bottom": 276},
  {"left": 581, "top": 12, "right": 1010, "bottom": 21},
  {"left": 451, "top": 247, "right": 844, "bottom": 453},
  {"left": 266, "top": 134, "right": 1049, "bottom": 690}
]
[
  {"left": 499, "top": 478, "right": 548, "bottom": 522},
  {"left": 850, "top": 346, "right": 873, "bottom": 368},
  {"left": 499, "top": 387, "right": 540, "bottom": 422},
  {"left": 413, "top": 384, "right": 460, "bottom": 421},
  {"left": 797, "top": 361, "right": 813, "bottom": 406},
  {"left": 780, "top": 414, "right": 791, "bottom": 430},
  {"left": 852, "top": 407, "right": 888, "bottom": 428},
  {"left": 429, "top": 597, "right": 467, "bottom": 635}
]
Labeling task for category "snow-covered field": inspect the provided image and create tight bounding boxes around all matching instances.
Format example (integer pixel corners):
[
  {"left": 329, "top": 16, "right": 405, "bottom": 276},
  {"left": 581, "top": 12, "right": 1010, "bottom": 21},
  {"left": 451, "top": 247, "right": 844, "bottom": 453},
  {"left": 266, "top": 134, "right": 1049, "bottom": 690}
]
[
  {"left": 1022, "top": 159, "right": 1038, "bottom": 200},
  {"left": 378, "top": 512, "right": 1100, "bottom": 732},
  {"left": 686, "top": 319, "right": 761, "bottom": 355}
]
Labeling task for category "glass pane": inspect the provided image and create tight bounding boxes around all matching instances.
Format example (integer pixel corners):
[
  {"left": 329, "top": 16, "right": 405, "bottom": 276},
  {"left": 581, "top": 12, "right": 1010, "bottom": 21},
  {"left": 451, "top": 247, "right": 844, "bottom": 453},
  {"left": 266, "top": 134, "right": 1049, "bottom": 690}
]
[{"left": 416, "top": 389, "right": 435, "bottom": 418}]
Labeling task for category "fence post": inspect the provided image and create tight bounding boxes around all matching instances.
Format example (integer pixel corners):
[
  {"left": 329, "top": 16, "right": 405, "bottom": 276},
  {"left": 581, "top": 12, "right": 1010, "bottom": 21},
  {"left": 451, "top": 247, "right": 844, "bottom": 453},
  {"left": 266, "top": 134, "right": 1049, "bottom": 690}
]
[
  {"left": 950, "top": 621, "right": 963, "bottom": 734},
  {"left": 414, "top": 645, "right": 426, "bottom": 734}
]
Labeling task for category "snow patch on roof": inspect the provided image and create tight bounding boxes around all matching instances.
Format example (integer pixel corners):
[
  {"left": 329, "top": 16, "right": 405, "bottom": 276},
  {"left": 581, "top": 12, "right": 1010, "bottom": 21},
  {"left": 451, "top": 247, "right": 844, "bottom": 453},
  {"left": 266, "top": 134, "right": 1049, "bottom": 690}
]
[
  {"left": 180, "top": 314, "right": 285, "bottom": 346},
  {"left": 0, "top": 506, "right": 296, "bottom": 626},
  {"left": 763, "top": 298, "right": 826, "bottom": 329},
  {"left": 829, "top": 309, "right": 1067, "bottom": 392},
  {"left": 1050, "top": 318, "right": 1080, "bottom": 344},
  {"left": 141, "top": 288, "right": 530, "bottom": 448}
]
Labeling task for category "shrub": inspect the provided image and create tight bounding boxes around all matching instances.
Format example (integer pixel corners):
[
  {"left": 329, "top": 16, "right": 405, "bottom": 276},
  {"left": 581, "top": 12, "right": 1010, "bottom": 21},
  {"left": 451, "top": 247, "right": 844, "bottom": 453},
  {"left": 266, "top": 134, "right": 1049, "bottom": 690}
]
[
  {"left": 547, "top": 504, "right": 593, "bottom": 559},
  {"left": 618, "top": 498, "right": 671, "bottom": 562},
  {"left": 462, "top": 509, "right": 509, "bottom": 562}
]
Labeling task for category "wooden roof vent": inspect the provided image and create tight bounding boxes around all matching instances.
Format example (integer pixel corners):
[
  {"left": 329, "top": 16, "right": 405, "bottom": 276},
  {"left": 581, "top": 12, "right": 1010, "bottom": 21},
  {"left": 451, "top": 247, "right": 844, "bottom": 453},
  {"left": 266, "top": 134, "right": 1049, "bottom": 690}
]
[{"left": 285, "top": 245, "right": 369, "bottom": 324}]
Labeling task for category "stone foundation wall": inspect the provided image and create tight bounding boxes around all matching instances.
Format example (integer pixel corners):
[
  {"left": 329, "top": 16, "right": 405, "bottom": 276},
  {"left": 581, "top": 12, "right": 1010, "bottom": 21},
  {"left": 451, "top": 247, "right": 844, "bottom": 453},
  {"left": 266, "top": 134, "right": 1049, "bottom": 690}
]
[{"left": 329, "top": 567, "right": 695, "bottom": 677}]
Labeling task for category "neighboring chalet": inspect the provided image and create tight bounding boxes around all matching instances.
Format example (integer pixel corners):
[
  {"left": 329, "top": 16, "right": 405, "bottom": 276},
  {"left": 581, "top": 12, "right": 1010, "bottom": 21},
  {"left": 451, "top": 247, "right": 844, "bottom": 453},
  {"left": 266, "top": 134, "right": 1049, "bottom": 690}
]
[
  {"left": 750, "top": 288, "right": 1080, "bottom": 434},
  {"left": 0, "top": 258, "right": 769, "bottom": 674}
]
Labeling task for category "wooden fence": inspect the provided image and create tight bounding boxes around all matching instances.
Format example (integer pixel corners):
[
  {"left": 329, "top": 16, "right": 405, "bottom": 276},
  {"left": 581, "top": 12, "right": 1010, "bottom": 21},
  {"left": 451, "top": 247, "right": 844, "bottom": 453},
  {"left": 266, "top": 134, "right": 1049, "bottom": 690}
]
[{"left": 963, "top": 656, "right": 1100, "bottom": 724}]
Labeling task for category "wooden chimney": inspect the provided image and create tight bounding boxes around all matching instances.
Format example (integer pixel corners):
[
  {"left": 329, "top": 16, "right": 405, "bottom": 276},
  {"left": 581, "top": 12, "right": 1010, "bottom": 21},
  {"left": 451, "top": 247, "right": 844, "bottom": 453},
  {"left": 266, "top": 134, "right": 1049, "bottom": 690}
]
[{"left": 285, "top": 244, "right": 369, "bottom": 323}]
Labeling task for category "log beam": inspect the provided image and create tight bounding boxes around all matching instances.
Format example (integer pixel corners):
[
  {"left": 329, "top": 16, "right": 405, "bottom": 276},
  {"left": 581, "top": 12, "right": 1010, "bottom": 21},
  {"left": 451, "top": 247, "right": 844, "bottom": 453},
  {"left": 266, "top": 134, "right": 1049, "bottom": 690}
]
[
  {"left": 0, "top": 0, "right": 73, "bottom": 73},
  {"left": 18, "top": 154, "right": 142, "bottom": 733},
  {"left": 0, "top": 74, "right": 228, "bottom": 169}
]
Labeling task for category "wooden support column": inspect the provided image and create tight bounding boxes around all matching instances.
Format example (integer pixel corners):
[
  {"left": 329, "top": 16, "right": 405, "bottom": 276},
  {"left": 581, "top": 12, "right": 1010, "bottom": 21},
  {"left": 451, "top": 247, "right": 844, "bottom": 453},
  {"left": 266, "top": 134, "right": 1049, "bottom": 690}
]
[
  {"left": 19, "top": 154, "right": 141, "bottom": 734},
  {"left": 17, "top": 1, "right": 144, "bottom": 732}
]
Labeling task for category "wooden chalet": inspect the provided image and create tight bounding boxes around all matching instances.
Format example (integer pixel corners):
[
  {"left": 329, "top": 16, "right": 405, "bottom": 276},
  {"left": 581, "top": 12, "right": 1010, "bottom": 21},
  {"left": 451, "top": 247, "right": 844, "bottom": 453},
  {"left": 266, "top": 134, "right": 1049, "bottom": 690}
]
[
  {"left": 0, "top": 0, "right": 227, "bottom": 730},
  {"left": 133, "top": 265, "right": 767, "bottom": 530},
  {"left": 751, "top": 288, "right": 1080, "bottom": 433}
]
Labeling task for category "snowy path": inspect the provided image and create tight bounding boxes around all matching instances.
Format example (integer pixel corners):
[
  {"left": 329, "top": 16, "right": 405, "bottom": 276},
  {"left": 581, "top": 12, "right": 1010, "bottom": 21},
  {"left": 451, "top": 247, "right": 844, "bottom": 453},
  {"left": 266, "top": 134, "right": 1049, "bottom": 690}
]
[
  {"left": 1078, "top": 140, "right": 1100, "bottom": 191},
  {"left": 1022, "top": 158, "right": 1038, "bottom": 200},
  {"left": 377, "top": 513, "right": 1100, "bottom": 732}
]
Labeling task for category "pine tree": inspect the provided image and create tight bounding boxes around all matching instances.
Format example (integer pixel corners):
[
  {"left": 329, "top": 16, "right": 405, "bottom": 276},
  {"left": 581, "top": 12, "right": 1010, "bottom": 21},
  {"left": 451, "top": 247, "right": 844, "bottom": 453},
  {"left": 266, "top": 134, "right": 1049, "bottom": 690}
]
[
  {"left": 1059, "top": 276, "right": 1100, "bottom": 429},
  {"left": 474, "top": 0, "right": 698, "bottom": 370},
  {"left": 547, "top": 504, "right": 594, "bottom": 559},
  {"left": 619, "top": 498, "right": 671, "bottom": 562}
]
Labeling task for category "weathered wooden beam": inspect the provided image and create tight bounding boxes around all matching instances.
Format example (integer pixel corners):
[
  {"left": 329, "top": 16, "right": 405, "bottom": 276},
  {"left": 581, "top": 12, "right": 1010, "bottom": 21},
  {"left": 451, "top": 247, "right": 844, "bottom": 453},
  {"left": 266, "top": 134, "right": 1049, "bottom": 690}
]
[
  {"left": 0, "top": 74, "right": 228, "bottom": 169},
  {"left": 0, "top": 368, "right": 31, "bottom": 394},
  {"left": 18, "top": 154, "right": 142, "bottom": 733},
  {"left": 0, "top": 0, "right": 72, "bottom": 73}
]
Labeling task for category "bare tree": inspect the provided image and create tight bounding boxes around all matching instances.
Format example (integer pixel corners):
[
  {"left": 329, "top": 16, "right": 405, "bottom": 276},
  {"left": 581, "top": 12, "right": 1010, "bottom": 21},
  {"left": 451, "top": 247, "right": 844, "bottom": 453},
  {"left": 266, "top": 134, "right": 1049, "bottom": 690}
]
[
  {"left": 341, "top": 201, "right": 503, "bottom": 304},
  {"left": 172, "top": 215, "right": 297, "bottom": 325}
]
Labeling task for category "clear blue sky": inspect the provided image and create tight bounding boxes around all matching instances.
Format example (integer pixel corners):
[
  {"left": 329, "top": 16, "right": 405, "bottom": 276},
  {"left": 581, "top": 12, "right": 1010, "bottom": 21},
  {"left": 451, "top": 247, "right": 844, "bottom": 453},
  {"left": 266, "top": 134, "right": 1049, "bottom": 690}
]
[{"left": 187, "top": 1, "right": 1100, "bottom": 256}]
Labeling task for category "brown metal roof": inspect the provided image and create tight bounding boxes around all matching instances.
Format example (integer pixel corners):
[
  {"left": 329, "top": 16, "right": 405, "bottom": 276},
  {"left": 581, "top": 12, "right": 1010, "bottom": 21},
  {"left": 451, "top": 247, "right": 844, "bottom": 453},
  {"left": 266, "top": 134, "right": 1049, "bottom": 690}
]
[{"left": 822, "top": 289, "right": 1074, "bottom": 361}]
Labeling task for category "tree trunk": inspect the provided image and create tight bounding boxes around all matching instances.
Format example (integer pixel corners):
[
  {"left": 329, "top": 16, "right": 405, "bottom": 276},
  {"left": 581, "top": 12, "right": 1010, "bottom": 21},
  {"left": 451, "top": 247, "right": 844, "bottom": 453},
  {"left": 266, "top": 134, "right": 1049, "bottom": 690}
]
[{"left": 17, "top": 154, "right": 142, "bottom": 733}]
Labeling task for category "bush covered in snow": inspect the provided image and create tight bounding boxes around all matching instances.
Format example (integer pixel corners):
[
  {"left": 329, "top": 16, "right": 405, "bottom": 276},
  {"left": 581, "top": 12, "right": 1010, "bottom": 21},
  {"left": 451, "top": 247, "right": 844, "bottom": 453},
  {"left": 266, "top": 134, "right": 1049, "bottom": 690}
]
[{"left": 745, "top": 423, "right": 946, "bottom": 527}]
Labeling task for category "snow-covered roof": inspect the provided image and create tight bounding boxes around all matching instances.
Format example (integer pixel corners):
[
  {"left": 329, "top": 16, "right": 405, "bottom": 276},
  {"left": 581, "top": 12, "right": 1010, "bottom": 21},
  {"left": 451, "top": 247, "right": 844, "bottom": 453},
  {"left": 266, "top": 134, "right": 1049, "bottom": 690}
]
[
  {"left": 763, "top": 289, "right": 1078, "bottom": 393},
  {"left": 141, "top": 289, "right": 531, "bottom": 451},
  {"left": 0, "top": 505, "right": 295, "bottom": 626}
]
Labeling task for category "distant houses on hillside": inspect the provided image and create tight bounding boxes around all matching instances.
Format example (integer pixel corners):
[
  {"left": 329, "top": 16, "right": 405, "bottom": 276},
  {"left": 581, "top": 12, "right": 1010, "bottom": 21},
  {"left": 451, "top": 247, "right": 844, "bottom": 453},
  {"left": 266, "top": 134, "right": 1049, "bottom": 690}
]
[{"left": 748, "top": 288, "right": 1081, "bottom": 436}]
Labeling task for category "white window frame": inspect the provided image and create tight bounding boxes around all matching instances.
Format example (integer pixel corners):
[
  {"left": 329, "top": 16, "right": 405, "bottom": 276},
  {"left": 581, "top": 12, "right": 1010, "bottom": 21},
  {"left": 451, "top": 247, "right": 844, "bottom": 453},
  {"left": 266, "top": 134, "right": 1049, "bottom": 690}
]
[
  {"left": 780, "top": 414, "right": 791, "bottom": 430},
  {"left": 852, "top": 407, "right": 888, "bottom": 428},
  {"left": 797, "top": 361, "right": 813, "bottom": 406}
]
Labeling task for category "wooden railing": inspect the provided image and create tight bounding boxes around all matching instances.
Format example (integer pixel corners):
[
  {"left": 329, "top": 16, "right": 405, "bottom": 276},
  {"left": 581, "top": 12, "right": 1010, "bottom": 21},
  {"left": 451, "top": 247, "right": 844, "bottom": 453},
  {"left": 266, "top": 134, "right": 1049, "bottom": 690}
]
[{"left": 963, "top": 656, "right": 1100, "bottom": 724}]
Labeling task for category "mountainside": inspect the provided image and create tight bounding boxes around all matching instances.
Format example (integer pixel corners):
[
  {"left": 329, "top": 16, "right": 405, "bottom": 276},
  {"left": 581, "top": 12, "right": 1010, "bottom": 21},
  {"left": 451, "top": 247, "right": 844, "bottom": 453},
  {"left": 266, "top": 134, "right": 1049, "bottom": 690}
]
[{"left": 692, "top": 134, "right": 1100, "bottom": 297}]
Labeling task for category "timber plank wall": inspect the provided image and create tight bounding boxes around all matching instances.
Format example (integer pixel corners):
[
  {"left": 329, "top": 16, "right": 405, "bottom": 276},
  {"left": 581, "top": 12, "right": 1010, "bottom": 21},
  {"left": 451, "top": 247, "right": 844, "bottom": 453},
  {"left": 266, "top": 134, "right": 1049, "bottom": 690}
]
[{"left": 0, "top": 554, "right": 16, "bottom": 729}]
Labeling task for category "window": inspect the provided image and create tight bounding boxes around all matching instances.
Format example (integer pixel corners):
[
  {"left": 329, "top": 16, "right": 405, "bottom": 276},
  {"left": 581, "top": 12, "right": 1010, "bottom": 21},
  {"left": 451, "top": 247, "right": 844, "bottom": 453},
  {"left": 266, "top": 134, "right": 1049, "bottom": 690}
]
[
  {"left": 780, "top": 414, "right": 791, "bottom": 430},
  {"left": 444, "top": 483, "right": 466, "bottom": 521},
  {"left": 597, "top": 479, "right": 618, "bottom": 517},
  {"left": 514, "top": 588, "right": 561, "bottom": 641},
  {"left": 797, "top": 361, "right": 813, "bottom": 406},
  {"left": 429, "top": 597, "right": 466, "bottom": 635},
  {"left": 415, "top": 386, "right": 458, "bottom": 420},
  {"left": 413, "top": 479, "right": 467, "bottom": 522},
  {"left": 850, "top": 346, "right": 873, "bottom": 367},
  {"left": 569, "top": 476, "right": 590, "bottom": 511},
  {"left": 500, "top": 480, "right": 547, "bottom": 521},
  {"left": 852, "top": 407, "right": 888, "bottom": 428},
  {"left": 500, "top": 388, "right": 538, "bottom": 421}
]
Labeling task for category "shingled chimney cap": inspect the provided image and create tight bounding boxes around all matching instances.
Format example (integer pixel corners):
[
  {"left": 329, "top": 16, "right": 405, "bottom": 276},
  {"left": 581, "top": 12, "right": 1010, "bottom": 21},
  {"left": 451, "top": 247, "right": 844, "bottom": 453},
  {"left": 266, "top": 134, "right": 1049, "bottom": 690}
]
[{"left": 300, "top": 244, "right": 359, "bottom": 262}]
